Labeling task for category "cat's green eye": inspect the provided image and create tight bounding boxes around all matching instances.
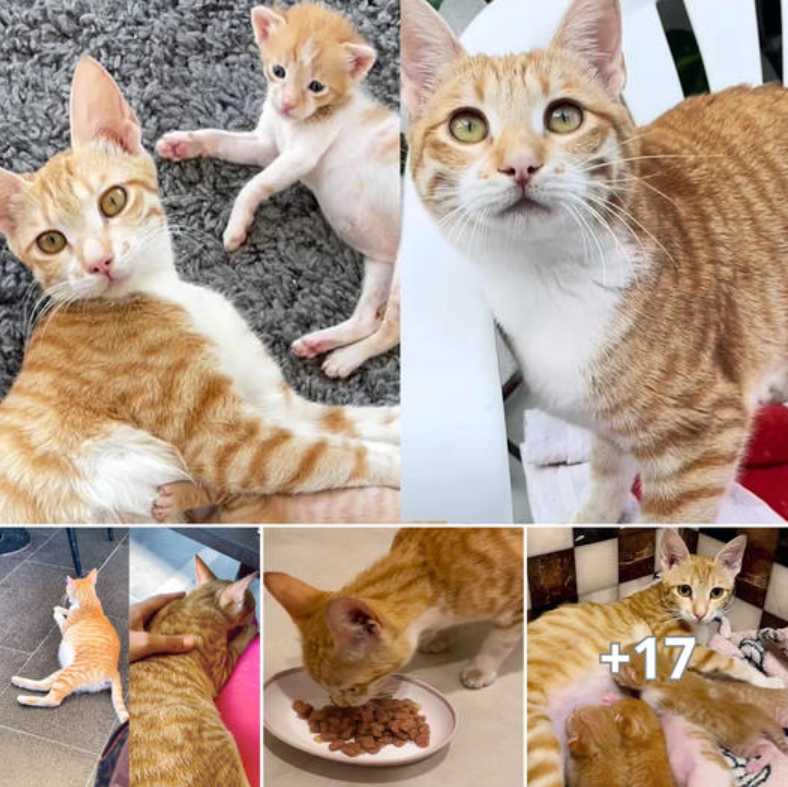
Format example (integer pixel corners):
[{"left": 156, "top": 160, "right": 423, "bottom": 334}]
[
  {"left": 272, "top": 64, "right": 286, "bottom": 79},
  {"left": 36, "top": 230, "right": 67, "bottom": 255},
  {"left": 308, "top": 80, "right": 325, "bottom": 94},
  {"left": 546, "top": 101, "right": 584, "bottom": 134},
  {"left": 448, "top": 109, "right": 488, "bottom": 144},
  {"left": 99, "top": 186, "right": 127, "bottom": 218},
  {"left": 710, "top": 587, "right": 725, "bottom": 599},
  {"left": 677, "top": 584, "right": 692, "bottom": 597}
]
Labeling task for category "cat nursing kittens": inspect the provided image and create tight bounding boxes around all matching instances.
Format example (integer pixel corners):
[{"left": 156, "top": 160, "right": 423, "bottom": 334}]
[
  {"left": 402, "top": 0, "right": 788, "bottom": 523},
  {"left": 12, "top": 568, "right": 127, "bottom": 723},
  {"left": 265, "top": 528, "right": 523, "bottom": 702},
  {"left": 0, "top": 56, "right": 398, "bottom": 523},
  {"left": 159, "top": 3, "right": 400, "bottom": 378}
]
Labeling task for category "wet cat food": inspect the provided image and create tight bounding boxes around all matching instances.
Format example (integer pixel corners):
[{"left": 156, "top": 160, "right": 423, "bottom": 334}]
[{"left": 293, "top": 696, "right": 431, "bottom": 756}]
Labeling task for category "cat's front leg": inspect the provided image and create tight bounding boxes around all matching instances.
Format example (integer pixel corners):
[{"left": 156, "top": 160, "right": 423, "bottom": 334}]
[
  {"left": 572, "top": 436, "right": 636, "bottom": 524},
  {"left": 690, "top": 643, "right": 783, "bottom": 688},
  {"left": 461, "top": 618, "right": 523, "bottom": 689},
  {"left": 156, "top": 129, "right": 277, "bottom": 167},
  {"left": 223, "top": 148, "right": 322, "bottom": 251}
]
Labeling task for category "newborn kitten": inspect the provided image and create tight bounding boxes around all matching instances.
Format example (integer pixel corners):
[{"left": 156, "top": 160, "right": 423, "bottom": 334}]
[
  {"left": 159, "top": 3, "right": 401, "bottom": 378},
  {"left": 611, "top": 698, "right": 676, "bottom": 787},
  {"left": 565, "top": 704, "right": 627, "bottom": 787}
]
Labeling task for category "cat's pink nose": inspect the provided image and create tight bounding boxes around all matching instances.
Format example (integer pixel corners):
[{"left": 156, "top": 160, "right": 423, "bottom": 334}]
[
  {"left": 499, "top": 160, "right": 542, "bottom": 187},
  {"left": 88, "top": 256, "right": 113, "bottom": 276},
  {"left": 280, "top": 100, "right": 295, "bottom": 115}
]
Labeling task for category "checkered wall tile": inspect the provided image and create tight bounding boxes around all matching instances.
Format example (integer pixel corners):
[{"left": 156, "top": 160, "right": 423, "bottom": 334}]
[{"left": 527, "top": 527, "right": 788, "bottom": 631}]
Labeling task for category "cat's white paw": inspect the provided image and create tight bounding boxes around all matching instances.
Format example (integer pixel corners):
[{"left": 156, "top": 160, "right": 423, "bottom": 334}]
[
  {"left": 322, "top": 345, "right": 366, "bottom": 378},
  {"left": 291, "top": 335, "right": 325, "bottom": 359},
  {"left": 152, "top": 484, "right": 179, "bottom": 523},
  {"left": 571, "top": 501, "right": 624, "bottom": 525},
  {"left": 460, "top": 665, "right": 497, "bottom": 689},
  {"left": 418, "top": 628, "right": 452, "bottom": 654},
  {"left": 10, "top": 676, "right": 26, "bottom": 689},
  {"left": 759, "top": 675, "right": 785, "bottom": 689},
  {"left": 156, "top": 131, "right": 203, "bottom": 161},
  {"left": 223, "top": 219, "right": 249, "bottom": 252}
]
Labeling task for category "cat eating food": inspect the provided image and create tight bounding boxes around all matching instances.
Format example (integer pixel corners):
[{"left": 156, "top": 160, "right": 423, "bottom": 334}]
[
  {"left": 0, "top": 56, "right": 398, "bottom": 524},
  {"left": 402, "top": 0, "right": 788, "bottom": 523},
  {"left": 129, "top": 556, "right": 258, "bottom": 787},
  {"left": 158, "top": 3, "right": 401, "bottom": 378},
  {"left": 12, "top": 568, "right": 127, "bottom": 723},
  {"left": 265, "top": 528, "right": 523, "bottom": 704}
]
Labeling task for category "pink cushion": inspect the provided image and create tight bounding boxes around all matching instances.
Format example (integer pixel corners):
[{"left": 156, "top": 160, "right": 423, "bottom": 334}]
[{"left": 215, "top": 635, "right": 260, "bottom": 787}]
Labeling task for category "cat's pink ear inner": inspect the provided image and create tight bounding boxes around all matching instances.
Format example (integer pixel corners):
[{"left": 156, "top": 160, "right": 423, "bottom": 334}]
[
  {"left": 251, "top": 6, "right": 286, "bottom": 48},
  {"left": 70, "top": 56, "right": 142, "bottom": 154},
  {"left": 344, "top": 43, "right": 377, "bottom": 81},
  {"left": 194, "top": 555, "right": 217, "bottom": 586},
  {"left": 659, "top": 529, "right": 690, "bottom": 573},
  {"left": 715, "top": 535, "right": 747, "bottom": 578},
  {"left": 66, "top": 576, "right": 76, "bottom": 592},
  {"left": 551, "top": 0, "right": 626, "bottom": 98},
  {"left": 325, "top": 597, "right": 381, "bottom": 653},
  {"left": 86, "top": 568, "right": 98, "bottom": 584},
  {"left": 264, "top": 571, "right": 325, "bottom": 626},
  {"left": 220, "top": 571, "right": 258, "bottom": 612},
  {"left": 400, "top": 0, "right": 465, "bottom": 117},
  {"left": 0, "top": 169, "right": 27, "bottom": 237}
]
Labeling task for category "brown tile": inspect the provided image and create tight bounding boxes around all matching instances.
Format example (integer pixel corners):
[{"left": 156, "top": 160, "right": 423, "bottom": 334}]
[
  {"left": 739, "top": 528, "right": 780, "bottom": 556},
  {"left": 528, "top": 548, "right": 577, "bottom": 609},
  {"left": 619, "top": 529, "right": 656, "bottom": 583},
  {"left": 760, "top": 611, "right": 788, "bottom": 630},
  {"left": 678, "top": 527, "right": 698, "bottom": 554},
  {"left": 737, "top": 541, "right": 775, "bottom": 609}
]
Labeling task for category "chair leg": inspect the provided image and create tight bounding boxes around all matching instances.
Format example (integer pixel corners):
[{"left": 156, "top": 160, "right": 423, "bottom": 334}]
[
  {"left": 66, "top": 529, "right": 82, "bottom": 578},
  {"left": 107, "top": 528, "right": 114, "bottom": 542}
]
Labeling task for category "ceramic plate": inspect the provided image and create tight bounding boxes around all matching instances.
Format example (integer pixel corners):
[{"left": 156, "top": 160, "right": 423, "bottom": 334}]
[{"left": 264, "top": 667, "right": 459, "bottom": 767}]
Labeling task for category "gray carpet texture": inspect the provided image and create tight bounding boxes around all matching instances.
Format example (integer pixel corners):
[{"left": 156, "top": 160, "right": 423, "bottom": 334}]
[{"left": 0, "top": 0, "right": 399, "bottom": 406}]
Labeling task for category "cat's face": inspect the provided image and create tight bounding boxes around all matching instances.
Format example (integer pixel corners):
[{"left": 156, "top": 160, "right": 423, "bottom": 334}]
[
  {"left": 658, "top": 530, "right": 745, "bottom": 625},
  {"left": 251, "top": 4, "right": 376, "bottom": 122},
  {"left": 402, "top": 0, "right": 632, "bottom": 246},
  {"left": 0, "top": 57, "right": 169, "bottom": 302},
  {"left": 265, "top": 572, "right": 412, "bottom": 706}
]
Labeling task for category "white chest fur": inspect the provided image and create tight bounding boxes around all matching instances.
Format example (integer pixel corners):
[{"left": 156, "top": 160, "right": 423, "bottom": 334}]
[{"left": 474, "top": 230, "right": 637, "bottom": 427}]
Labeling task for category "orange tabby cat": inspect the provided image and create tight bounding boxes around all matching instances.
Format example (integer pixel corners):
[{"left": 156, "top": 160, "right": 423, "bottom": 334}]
[
  {"left": 12, "top": 568, "right": 127, "bottom": 722},
  {"left": 402, "top": 0, "right": 788, "bottom": 523},
  {"left": 565, "top": 704, "right": 626, "bottom": 787},
  {"left": 266, "top": 527, "right": 522, "bottom": 703},
  {"left": 611, "top": 698, "right": 676, "bottom": 787},
  {"left": 527, "top": 530, "right": 782, "bottom": 787},
  {"left": 0, "top": 56, "right": 398, "bottom": 523},
  {"left": 129, "top": 556, "right": 257, "bottom": 787}
]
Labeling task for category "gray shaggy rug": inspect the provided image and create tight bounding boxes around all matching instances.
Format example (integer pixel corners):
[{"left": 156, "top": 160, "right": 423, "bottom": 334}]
[{"left": 0, "top": 0, "right": 399, "bottom": 406}]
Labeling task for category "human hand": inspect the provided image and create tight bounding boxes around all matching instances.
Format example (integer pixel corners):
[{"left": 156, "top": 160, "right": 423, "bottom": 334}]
[{"left": 129, "top": 591, "right": 195, "bottom": 662}]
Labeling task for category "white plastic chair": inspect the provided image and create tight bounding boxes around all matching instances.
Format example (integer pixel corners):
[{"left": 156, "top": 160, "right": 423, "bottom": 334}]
[{"left": 401, "top": 0, "right": 773, "bottom": 523}]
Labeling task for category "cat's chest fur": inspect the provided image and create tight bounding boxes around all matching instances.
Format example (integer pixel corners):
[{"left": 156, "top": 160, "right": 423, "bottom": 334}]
[{"left": 475, "top": 233, "right": 638, "bottom": 427}]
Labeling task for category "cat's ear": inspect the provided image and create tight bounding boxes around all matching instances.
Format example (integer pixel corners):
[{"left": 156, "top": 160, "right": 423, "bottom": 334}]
[
  {"left": 0, "top": 168, "right": 27, "bottom": 237},
  {"left": 66, "top": 576, "right": 76, "bottom": 592},
  {"left": 325, "top": 597, "right": 382, "bottom": 654},
  {"left": 566, "top": 734, "right": 586, "bottom": 756},
  {"left": 264, "top": 572, "right": 325, "bottom": 627},
  {"left": 659, "top": 529, "right": 691, "bottom": 573},
  {"left": 344, "top": 43, "right": 377, "bottom": 82},
  {"left": 400, "top": 0, "right": 465, "bottom": 117},
  {"left": 551, "top": 0, "right": 626, "bottom": 98},
  {"left": 70, "top": 56, "right": 143, "bottom": 154},
  {"left": 715, "top": 535, "right": 747, "bottom": 579},
  {"left": 194, "top": 555, "right": 217, "bottom": 586},
  {"left": 220, "top": 571, "right": 258, "bottom": 617},
  {"left": 86, "top": 568, "right": 98, "bottom": 585},
  {"left": 251, "top": 6, "right": 286, "bottom": 49}
]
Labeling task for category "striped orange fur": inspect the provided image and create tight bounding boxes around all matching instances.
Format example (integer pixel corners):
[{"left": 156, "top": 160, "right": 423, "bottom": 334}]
[
  {"left": 266, "top": 527, "right": 523, "bottom": 705},
  {"left": 12, "top": 568, "right": 127, "bottom": 723},
  {"left": 527, "top": 530, "right": 781, "bottom": 787},
  {"left": 0, "top": 57, "right": 398, "bottom": 523},
  {"left": 129, "top": 556, "right": 257, "bottom": 787}
]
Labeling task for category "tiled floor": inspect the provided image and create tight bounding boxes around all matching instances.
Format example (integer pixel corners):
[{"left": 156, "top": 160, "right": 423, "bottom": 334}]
[
  {"left": 264, "top": 528, "right": 524, "bottom": 787},
  {"left": 0, "top": 528, "right": 129, "bottom": 787}
]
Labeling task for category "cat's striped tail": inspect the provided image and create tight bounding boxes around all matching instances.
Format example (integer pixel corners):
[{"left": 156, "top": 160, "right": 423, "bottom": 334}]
[
  {"left": 111, "top": 670, "right": 129, "bottom": 723},
  {"left": 527, "top": 706, "right": 564, "bottom": 787}
]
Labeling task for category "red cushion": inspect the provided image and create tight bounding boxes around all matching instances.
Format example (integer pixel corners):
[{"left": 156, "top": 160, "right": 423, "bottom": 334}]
[
  {"left": 740, "top": 466, "right": 788, "bottom": 520},
  {"left": 215, "top": 635, "right": 260, "bottom": 787},
  {"left": 743, "top": 405, "right": 788, "bottom": 468}
]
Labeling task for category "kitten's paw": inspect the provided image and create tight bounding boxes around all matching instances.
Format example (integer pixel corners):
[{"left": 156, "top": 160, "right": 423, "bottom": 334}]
[
  {"left": 117, "top": 709, "right": 130, "bottom": 724},
  {"left": 223, "top": 220, "right": 249, "bottom": 252},
  {"left": 156, "top": 131, "right": 203, "bottom": 161},
  {"left": 11, "top": 676, "right": 28, "bottom": 689},
  {"left": 322, "top": 345, "right": 366, "bottom": 378},
  {"left": 601, "top": 693, "right": 616, "bottom": 707},
  {"left": 418, "top": 628, "right": 452, "bottom": 654},
  {"left": 760, "top": 676, "right": 785, "bottom": 689},
  {"left": 152, "top": 484, "right": 179, "bottom": 523},
  {"left": 460, "top": 666, "right": 497, "bottom": 689},
  {"left": 291, "top": 335, "right": 326, "bottom": 359},
  {"left": 571, "top": 501, "right": 624, "bottom": 524}
]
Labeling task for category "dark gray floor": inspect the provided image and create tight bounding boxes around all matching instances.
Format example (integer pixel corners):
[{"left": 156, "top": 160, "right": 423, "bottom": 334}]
[{"left": 0, "top": 528, "right": 129, "bottom": 787}]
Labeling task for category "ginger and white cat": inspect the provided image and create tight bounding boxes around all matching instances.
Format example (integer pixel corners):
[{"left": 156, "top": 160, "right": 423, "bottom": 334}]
[
  {"left": 527, "top": 530, "right": 783, "bottom": 787},
  {"left": 0, "top": 57, "right": 398, "bottom": 523},
  {"left": 158, "top": 2, "right": 401, "bottom": 378},
  {"left": 402, "top": 0, "right": 788, "bottom": 523},
  {"left": 12, "top": 568, "right": 127, "bottom": 723},
  {"left": 265, "top": 527, "right": 522, "bottom": 704}
]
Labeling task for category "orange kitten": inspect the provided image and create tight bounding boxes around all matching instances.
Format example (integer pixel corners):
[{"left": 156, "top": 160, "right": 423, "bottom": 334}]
[
  {"left": 565, "top": 704, "right": 627, "bottom": 787},
  {"left": 0, "top": 57, "right": 398, "bottom": 523},
  {"left": 159, "top": 3, "right": 400, "bottom": 378},
  {"left": 402, "top": 0, "right": 788, "bottom": 522},
  {"left": 12, "top": 568, "right": 127, "bottom": 723}
]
